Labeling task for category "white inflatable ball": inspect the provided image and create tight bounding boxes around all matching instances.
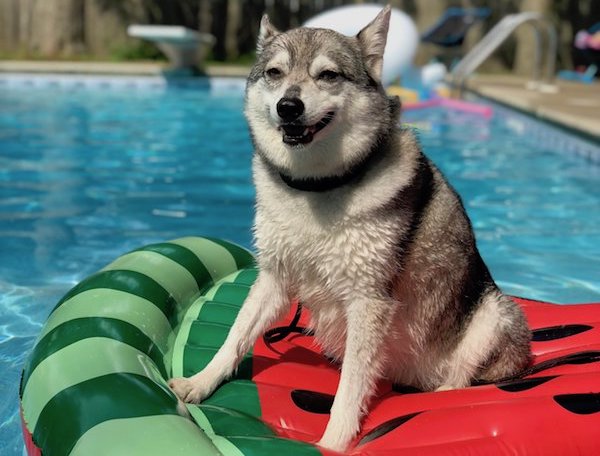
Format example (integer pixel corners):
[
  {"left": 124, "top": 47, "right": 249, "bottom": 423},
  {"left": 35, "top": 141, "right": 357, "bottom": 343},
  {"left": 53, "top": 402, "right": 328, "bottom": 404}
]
[
  {"left": 420, "top": 62, "right": 448, "bottom": 88},
  {"left": 304, "top": 4, "right": 419, "bottom": 86}
]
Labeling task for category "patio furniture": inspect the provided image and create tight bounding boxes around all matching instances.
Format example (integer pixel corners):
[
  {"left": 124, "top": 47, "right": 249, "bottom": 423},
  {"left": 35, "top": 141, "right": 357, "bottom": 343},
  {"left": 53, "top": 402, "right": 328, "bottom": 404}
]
[{"left": 421, "top": 7, "right": 491, "bottom": 48}]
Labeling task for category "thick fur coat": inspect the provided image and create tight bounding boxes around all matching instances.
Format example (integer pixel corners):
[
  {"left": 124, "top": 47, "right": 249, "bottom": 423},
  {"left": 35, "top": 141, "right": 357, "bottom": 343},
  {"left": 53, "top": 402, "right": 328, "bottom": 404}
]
[{"left": 170, "top": 7, "right": 531, "bottom": 452}]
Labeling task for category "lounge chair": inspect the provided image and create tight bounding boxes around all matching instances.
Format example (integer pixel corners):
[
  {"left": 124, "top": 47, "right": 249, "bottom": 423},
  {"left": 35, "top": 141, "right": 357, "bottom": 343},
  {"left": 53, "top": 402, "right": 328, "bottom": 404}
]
[
  {"left": 421, "top": 7, "right": 491, "bottom": 48},
  {"left": 127, "top": 25, "right": 215, "bottom": 73}
]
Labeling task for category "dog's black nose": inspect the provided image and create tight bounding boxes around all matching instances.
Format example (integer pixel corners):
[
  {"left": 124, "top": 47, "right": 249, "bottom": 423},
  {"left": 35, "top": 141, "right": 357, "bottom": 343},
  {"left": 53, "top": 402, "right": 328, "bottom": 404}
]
[{"left": 277, "top": 97, "right": 304, "bottom": 122}]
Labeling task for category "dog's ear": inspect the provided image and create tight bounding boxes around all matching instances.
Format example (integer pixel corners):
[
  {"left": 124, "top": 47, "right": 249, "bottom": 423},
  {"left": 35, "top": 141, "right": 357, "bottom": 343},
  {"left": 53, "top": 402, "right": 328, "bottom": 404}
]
[
  {"left": 257, "top": 15, "right": 280, "bottom": 55},
  {"left": 356, "top": 5, "right": 391, "bottom": 82}
]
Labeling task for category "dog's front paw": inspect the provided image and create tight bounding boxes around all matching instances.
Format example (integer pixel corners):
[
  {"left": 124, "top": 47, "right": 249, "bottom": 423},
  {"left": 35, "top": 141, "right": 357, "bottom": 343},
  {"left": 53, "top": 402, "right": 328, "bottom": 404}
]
[
  {"left": 435, "top": 384, "right": 455, "bottom": 392},
  {"left": 168, "top": 377, "right": 212, "bottom": 404},
  {"left": 317, "top": 422, "right": 355, "bottom": 453},
  {"left": 435, "top": 378, "right": 470, "bottom": 392},
  {"left": 317, "top": 435, "right": 350, "bottom": 453}
]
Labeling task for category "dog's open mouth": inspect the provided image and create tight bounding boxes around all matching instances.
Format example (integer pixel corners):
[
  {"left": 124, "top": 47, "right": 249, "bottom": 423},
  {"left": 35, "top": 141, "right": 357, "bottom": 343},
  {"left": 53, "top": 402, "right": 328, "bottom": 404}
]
[{"left": 280, "top": 112, "right": 335, "bottom": 146}]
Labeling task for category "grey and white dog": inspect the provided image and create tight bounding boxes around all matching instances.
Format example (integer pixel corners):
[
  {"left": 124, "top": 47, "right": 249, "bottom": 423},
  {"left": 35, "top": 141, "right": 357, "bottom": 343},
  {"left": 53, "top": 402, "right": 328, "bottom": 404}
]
[{"left": 170, "top": 6, "right": 531, "bottom": 451}]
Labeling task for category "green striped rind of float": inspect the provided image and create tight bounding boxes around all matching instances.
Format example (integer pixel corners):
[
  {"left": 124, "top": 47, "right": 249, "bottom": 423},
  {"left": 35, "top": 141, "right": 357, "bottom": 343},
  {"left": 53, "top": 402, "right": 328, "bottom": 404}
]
[
  {"left": 171, "top": 268, "right": 259, "bottom": 380},
  {"left": 69, "top": 415, "right": 219, "bottom": 456},
  {"left": 175, "top": 267, "right": 323, "bottom": 456},
  {"left": 188, "top": 402, "right": 322, "bottom": 456},
  {"left": 20, "top": 237, "right": 253, "bottom": 456}
]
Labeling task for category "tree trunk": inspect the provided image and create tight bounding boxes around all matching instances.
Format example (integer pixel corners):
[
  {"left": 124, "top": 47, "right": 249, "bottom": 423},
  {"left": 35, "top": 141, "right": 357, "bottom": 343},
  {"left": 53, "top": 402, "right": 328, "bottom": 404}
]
[
  {"left": 413, "top": 0, "right": 448, "bottom": 66},
  {"left": 0, "top": 0, "right": 20, "bottom": 54},
  {"left": 198, "top": 0, "right": 212, "bottom": 36},
  {"left": 84, "top": 0, "right": 147, "bottom": 59},
  {"left": 514, "top": 0, "right": 552, "bottom": 76},
  {"left": 26, "top": 0, "right": 85, "bottom": 57},
  {"left": 225, "top": 0, "right": 241, "bottom": 60}
]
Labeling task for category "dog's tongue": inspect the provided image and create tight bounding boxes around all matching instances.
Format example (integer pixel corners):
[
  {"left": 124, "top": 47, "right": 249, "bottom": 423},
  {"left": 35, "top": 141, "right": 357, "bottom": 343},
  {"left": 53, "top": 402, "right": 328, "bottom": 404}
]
[{"left": 280, "top": 112, "right": 334, "bottom": 146}]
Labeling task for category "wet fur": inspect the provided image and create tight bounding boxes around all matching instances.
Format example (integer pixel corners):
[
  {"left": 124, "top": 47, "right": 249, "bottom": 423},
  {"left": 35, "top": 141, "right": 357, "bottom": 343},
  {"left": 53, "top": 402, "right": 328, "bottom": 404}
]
[{"left": 170, "top": 7, "right": 531, "bottom": 452}]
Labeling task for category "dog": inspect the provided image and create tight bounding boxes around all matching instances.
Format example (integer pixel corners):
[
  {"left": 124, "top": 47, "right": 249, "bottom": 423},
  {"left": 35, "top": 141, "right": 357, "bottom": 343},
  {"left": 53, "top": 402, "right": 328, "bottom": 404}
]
[{"left": 169, "top": 6, "right": 531, "bottom": 452}]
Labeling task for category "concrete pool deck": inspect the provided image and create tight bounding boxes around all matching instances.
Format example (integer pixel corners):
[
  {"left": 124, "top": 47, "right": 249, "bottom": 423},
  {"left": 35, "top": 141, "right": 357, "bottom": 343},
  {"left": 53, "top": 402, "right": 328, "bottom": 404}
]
[
  {"left": 0, "top": 60, "right": 250, "bottom": 78},
  {"left": 463, "top": 74, "right": 599, "bottom": 141},
  {"left": 0, "top": 60, "right": 598, "bottom": 140}
]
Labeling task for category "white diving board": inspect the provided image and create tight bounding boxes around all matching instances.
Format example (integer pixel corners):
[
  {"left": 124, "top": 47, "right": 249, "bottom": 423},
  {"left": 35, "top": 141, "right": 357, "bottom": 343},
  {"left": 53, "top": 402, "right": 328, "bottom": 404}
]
[{"left": 127, "top": 25, "right": 215, "bottom": 72}]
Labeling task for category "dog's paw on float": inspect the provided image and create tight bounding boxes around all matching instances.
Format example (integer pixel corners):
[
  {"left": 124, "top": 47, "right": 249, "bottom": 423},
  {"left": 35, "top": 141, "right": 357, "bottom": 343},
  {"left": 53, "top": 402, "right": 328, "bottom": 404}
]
[
  {"left": 168, "top": 377, "right": 210, "bottom": 404},
  {"left": 317, "top": 422, "right": 356, "bottom": 453},
  {"left": 317, "top": 436, "right": 351, "bottom": 454},
  {"left": 434, "top": 384, "right": 455, "bottom": 392},
  {"left": 168, "top": 377, "right": 192, "bottom": 400}
]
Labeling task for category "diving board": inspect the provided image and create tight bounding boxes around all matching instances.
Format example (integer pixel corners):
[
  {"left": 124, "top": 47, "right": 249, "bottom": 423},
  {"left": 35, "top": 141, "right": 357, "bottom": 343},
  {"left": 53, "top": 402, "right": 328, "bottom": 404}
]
[{"left": 127, "top": 25, "right": 215, "bottom": 72}]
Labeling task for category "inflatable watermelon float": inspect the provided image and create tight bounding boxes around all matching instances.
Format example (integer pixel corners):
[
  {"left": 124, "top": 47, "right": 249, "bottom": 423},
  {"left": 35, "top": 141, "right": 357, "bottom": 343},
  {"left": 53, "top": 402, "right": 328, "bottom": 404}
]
[{"left": 20, "top": 237, "right": 600, "bottom": 455}]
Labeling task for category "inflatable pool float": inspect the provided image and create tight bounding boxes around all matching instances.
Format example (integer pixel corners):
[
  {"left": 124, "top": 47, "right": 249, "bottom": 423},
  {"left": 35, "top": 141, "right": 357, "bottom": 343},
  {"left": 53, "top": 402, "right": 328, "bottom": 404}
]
[
  {"left": 402, "top": 97, "right": 494, "bottom": 118},
  {"left": 20, "top": 237, "right": 600, "bottom": 455},
  {"left": 304, "top": 4, "right": 418, "bottom": 86}
]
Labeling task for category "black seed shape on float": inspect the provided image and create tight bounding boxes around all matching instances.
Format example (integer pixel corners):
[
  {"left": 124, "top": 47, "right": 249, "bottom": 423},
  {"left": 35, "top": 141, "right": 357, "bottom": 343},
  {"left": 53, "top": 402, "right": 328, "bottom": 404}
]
[
  {"left": 565, "top": 351, "right": 600, "bottom": 365},
  {"left": 290, "top": 390, "right": 334, "bottom": 414},
  {"left": 496, "top": 375, "right": 558, "bottom": 392},
  {"left": 391, "top": 384, "right": 423, "bottom": 394},
  {"left": 554, "top": 393, "right": 600, "bottom": 415},
  {"left": 358, "top": 412, "right": 423, "bottom": 445},
  {"left": 531, "top": 324, "right": 594, "bottom": 342}
]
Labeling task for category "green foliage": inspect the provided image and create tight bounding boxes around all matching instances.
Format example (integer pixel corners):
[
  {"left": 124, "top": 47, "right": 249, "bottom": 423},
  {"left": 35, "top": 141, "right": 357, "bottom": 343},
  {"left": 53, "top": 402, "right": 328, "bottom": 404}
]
[
  {"left": 110, "top": 41, "right": 167, "bottom": 62},
  {"left": 215, "top": 52, "right": 256, "bottom": 66}
]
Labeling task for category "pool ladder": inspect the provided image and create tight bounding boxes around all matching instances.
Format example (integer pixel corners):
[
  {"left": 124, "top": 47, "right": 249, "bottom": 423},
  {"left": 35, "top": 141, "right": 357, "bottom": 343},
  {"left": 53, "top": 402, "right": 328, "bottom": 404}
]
[{"left": 450, "top": 12, "right": 558, "bottom": 93}]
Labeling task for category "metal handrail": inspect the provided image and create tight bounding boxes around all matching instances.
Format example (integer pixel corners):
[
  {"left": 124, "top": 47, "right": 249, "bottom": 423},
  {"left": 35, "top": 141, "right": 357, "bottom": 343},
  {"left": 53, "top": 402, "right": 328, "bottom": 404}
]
[{"left": 450, "top": 12, "right": 557, "bottom": 92}]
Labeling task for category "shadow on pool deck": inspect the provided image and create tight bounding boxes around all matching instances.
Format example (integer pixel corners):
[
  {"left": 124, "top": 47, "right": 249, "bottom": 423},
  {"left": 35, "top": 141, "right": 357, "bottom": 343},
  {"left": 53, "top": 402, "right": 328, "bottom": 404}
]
[{"left": 0, "top": 60, "right": 598, "bottom": 140}]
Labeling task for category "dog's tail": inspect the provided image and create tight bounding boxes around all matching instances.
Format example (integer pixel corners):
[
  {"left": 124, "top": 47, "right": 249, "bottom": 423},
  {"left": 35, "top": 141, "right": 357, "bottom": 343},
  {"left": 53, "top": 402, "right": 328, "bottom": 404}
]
[{"left": 473, "top": 350, "right": 600, "bottom": 388}]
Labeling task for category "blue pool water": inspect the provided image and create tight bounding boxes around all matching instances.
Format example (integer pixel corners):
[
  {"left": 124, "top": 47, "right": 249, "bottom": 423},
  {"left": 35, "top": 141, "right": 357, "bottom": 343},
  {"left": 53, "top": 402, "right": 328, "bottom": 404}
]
[{"left": 0, "top": 76, "right": 599, "bottom": 454}]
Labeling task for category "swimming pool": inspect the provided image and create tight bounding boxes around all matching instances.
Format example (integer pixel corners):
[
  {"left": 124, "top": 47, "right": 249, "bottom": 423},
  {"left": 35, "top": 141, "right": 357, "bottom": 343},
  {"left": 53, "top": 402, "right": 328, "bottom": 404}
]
[{"left": 1, "top": 75, "right": 599, "bottom": 454}]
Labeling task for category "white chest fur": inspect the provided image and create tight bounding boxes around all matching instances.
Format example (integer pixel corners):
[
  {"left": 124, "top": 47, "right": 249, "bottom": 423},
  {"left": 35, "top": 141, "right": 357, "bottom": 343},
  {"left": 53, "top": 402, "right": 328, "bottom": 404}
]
[
  {"left": 252, "top": 156, "right": 412, "bottom": 359},
  {"left": 250, "top": 130, "right": 422, "bottom": 356},
  {"left": 258, "top": 194, "right": 399, "bottom": 295}
]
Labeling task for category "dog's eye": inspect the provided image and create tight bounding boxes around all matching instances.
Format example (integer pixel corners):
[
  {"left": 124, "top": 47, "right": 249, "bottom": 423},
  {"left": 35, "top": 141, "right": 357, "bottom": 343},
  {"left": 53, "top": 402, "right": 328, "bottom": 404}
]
[
  {"left": 318, "top": 70, "right": 340, "bottom": 82},
  {"left": 265, "top": 67, "right": 283, "bottom": 79}
]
